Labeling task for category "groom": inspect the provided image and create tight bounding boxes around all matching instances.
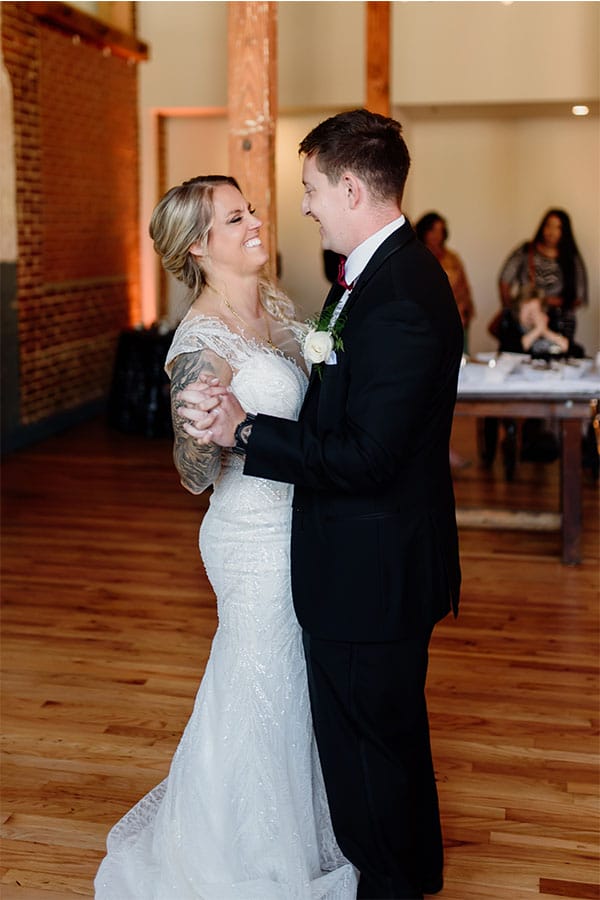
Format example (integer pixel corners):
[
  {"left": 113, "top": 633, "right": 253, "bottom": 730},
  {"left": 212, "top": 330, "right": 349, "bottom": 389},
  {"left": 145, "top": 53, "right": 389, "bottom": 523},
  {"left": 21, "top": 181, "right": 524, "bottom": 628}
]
[{"left": 183, "top": 109, "right": 462, "bottom": 899}]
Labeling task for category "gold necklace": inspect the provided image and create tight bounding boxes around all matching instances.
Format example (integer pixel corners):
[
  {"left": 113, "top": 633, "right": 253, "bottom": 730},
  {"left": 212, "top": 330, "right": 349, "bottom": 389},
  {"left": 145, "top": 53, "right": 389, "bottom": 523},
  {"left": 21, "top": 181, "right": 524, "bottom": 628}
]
[{"left": 211, "top": 285, "right": 275, "bottom": 348}]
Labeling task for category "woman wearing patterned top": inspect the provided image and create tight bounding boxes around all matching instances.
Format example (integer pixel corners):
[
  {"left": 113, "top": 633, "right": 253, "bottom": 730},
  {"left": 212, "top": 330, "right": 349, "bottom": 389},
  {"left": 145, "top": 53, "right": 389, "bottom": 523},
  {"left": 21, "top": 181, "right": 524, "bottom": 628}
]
[
  {"left": 497, "top": 208, "right": 587, "bottom": 352},
  {"left": 483, "top": 210, "right": 588, "bottom": 471}
]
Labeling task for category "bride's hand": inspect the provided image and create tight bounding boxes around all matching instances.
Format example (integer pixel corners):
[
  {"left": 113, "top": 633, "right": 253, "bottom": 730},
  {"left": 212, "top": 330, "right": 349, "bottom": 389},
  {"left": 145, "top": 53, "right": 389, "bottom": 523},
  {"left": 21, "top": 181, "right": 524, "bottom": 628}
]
[
  {"left": 178, "top": 376, "right": 225, "bottom": 413},
  {"left": 177, "top": 377, "right": 227, "bottom": 442},
  {"left": 178, "top": 376, "right": 246, "bottom": 447}
]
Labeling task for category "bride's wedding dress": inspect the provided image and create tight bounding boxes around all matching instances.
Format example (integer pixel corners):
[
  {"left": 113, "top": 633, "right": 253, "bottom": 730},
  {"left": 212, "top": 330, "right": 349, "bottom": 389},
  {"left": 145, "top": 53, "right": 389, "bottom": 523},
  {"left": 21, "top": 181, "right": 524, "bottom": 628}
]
[{"left": 95, "top": 316, "right": 357, "bottom": 900}]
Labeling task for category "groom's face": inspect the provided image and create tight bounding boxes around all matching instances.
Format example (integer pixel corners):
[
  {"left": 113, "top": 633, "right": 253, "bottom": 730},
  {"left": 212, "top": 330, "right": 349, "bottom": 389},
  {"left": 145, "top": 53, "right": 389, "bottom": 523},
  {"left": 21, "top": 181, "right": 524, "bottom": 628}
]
[{"left": 301, "top": 155, "right": 349, "bottom": 255}]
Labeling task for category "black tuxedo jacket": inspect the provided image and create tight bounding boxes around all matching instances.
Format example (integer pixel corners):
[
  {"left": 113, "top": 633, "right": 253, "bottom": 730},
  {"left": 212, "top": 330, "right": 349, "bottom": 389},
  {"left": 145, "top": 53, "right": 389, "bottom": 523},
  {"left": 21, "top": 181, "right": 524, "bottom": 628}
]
[{"left": 245, "top": 223, "right": 462, "bottom": 641}]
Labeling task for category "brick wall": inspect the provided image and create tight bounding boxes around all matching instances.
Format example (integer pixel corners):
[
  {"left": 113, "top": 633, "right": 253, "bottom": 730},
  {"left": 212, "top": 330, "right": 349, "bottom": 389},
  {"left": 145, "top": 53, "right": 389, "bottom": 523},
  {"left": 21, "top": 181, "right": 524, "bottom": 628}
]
[{"left": 2, "top": 2, "right": 141, "bottom": 433}]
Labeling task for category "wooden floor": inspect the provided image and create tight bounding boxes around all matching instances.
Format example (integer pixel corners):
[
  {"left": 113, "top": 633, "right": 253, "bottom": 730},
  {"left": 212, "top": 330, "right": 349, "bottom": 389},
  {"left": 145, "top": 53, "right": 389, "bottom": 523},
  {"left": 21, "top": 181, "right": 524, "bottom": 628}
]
[{"left": 1, "top": 416, "right": 599, "bottom": 900}]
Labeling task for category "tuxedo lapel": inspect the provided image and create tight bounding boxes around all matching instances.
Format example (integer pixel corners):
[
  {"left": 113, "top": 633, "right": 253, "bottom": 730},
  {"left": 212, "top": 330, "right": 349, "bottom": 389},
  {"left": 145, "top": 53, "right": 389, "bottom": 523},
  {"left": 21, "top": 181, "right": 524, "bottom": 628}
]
[
  {"left": 320, "top": 280, "right": 346, "bottom": 315},
  {"left": 300, "top": 224, "right": 415, "bottom": 414},
  {"left": 300, "top": 281, "right": 345, "bottom": 409},
  {"left": 340, "top": 222, "right": 415, "bottom": 322}
]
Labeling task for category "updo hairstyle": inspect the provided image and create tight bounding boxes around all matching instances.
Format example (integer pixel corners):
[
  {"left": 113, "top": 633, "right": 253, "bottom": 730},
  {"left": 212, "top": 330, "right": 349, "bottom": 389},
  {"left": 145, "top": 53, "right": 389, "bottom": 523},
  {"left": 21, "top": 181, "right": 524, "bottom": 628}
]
[{"left": 149, "top": 175, "right": 240, "bottom": 301}]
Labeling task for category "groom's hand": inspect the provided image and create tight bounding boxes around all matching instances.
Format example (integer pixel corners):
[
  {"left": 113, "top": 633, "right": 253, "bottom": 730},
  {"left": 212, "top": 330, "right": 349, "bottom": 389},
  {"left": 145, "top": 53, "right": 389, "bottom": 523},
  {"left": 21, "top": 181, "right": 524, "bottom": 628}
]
[{"left": 178, "top": 375, "right": 246, "bottom": 447}]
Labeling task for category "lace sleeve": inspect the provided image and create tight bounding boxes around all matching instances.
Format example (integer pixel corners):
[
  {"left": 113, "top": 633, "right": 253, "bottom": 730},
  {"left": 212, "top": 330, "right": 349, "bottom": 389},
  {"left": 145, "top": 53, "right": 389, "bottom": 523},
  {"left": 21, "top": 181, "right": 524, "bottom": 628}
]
[
  {"left": 165, "top": 315, "right": 252, "bottom": 378},
  {"left": 165, "top": 317, "right": 240, "bottom": 496}
]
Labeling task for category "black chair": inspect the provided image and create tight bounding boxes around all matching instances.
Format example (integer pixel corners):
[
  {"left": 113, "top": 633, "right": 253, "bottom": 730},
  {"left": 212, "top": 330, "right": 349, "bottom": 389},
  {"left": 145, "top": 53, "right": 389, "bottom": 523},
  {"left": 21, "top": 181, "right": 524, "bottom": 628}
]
[{"left": 108, "top": 325, "right": 174, "bottom": 438}]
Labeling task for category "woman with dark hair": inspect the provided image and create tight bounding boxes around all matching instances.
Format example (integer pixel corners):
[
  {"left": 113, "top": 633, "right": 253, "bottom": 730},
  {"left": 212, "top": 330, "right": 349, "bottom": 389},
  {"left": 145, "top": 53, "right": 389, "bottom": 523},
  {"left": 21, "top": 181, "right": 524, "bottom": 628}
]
[
  {"left": 497, "top": 208, "right": 588, "bottom": 353},
  {"left": 415, "top": 211, "right": 475, "bottom": 347},
  {"left": 483, "top": 210, "right": 588, "bottom": 471}
]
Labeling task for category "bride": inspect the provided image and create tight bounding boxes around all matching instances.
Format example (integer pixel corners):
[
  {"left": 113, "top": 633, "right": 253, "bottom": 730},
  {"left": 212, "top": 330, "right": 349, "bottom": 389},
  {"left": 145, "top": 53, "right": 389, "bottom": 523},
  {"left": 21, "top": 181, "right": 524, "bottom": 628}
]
[{"left": 94, "top": 175, "right": 357, "bottom": 899}]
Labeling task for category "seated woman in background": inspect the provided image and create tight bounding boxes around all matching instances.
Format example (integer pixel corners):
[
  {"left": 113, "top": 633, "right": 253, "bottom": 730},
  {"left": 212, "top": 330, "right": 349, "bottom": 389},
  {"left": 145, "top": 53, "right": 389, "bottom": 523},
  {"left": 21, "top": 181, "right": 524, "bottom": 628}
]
[
  {"left": 415, "top": 211, "right": 475, "bottom": 351},
  {"left": 498, "top": 294, "right": 569, "bottom": 358},
  {"left": 495, "top": 208, "right": 588, "bottom": 356}
]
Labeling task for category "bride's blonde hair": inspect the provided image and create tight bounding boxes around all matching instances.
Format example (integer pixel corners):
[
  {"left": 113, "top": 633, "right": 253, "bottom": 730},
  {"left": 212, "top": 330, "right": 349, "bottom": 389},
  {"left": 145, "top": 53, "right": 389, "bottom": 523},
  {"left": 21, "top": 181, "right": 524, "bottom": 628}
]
[{"left": 149, "top": 175, "right": 295, "bottom": 322}]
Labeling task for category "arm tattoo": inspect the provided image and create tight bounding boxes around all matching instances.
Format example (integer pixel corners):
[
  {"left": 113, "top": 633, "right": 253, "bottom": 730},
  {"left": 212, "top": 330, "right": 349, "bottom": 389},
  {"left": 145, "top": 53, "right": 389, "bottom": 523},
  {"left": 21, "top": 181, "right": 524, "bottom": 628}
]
[{"left": 170, "top": 349, "right": 231, "bottom": 495}]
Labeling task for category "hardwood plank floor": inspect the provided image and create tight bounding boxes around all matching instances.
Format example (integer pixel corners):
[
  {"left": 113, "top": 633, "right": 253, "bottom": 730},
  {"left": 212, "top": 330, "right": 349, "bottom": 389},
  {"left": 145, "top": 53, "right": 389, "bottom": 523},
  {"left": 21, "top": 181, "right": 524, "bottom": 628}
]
[{"left": 2, "top": 416, "right": 598, "bottom": 899}]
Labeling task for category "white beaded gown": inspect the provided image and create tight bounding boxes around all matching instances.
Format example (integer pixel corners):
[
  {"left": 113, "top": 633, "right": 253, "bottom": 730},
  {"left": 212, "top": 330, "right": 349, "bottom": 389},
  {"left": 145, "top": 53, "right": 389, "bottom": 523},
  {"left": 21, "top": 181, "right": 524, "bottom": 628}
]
[{"left": 94, "top": 315, "right": 357, "bottom": 900}]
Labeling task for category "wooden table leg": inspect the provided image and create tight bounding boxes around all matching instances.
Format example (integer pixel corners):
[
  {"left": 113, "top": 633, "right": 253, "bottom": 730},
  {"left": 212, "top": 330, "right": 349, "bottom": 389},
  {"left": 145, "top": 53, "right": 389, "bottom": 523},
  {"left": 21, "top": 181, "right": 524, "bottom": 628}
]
[{"left": 561, "top": 417, "right": 582, "bottom": 565}]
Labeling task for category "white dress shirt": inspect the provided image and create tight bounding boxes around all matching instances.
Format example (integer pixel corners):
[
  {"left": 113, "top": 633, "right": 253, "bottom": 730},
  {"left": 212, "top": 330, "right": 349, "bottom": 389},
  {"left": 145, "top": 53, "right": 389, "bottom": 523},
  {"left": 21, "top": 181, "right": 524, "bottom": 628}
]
[{"left": 329, "top": 215, "right": 405, "bottom": 331}]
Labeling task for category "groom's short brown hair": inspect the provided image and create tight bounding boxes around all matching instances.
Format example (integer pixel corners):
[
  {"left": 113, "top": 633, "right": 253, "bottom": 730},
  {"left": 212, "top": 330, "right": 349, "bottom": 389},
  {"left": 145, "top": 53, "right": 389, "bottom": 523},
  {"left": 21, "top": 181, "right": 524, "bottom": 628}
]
[{"left": 299, "top": 108, "right": 411, "bottom": 205}]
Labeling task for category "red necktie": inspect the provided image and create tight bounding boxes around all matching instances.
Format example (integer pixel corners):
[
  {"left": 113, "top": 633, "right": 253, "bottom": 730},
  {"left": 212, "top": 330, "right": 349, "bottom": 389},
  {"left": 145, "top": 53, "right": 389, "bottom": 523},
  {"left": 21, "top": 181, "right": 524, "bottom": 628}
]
[{"left": 336, "top": 256, "right": 354, "bottom": 292}]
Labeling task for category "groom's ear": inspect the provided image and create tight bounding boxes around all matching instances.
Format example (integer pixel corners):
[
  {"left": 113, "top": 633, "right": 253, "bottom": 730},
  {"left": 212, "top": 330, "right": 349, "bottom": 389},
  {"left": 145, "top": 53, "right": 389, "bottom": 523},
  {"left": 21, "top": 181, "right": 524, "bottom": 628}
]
[{"left": 341, "top": 172, "right": 362, "bottom": 210}]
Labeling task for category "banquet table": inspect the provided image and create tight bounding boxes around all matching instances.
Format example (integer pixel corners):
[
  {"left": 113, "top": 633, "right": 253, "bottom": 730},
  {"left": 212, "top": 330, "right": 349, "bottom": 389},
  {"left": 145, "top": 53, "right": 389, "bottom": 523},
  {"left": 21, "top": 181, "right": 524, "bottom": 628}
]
[{"left": 455, "top": 355, "right": 600, "bottom": 565}]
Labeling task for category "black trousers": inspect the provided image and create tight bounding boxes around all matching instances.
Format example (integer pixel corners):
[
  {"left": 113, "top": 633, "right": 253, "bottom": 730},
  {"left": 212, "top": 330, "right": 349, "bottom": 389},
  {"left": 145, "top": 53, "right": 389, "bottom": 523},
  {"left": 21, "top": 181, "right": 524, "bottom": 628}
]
[{"left": 303, "top": 631, "right": 443, "bottom": 900}]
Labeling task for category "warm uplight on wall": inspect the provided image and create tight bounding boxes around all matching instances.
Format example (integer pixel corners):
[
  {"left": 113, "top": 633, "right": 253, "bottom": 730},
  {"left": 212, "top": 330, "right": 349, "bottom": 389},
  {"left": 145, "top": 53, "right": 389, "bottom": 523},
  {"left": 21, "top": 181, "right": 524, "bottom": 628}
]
[{"left": 572, "top": 105, "right": 590, "bottom": 117}]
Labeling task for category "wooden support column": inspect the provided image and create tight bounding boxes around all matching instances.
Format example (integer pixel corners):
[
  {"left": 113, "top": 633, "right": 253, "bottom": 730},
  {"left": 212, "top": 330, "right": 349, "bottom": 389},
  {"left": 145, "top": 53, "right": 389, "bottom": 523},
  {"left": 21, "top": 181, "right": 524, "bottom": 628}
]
[
  {"left": 228, "top": 2, "right": 278, "bottom": 279},
  {"left": 366, "top": 1, "right": 390, "bottom": 116}
]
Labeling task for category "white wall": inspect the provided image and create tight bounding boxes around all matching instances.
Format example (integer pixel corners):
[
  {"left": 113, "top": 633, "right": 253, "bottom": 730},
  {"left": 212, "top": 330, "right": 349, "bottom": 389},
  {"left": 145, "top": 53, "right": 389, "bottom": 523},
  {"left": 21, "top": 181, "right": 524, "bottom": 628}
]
[
  {"left": 391, "top": 2, "right": 599, "bottom": 106},
  {"left": 137, "top": 1, "right": 599, "bottom": 356},
  {"left": 159, "top": 108, "right": 599, "bottom": 360},
  {"left": 164, "top": 113, "right": 229, "bottom": 321},
  {"left": 402, "top": 109, "right": 599, "bottom": 355},
  {"left": 137, "top": 2, "right": 228, "bottom": 322},
  {"left": 279, "top": 2, "right": 364, "bottom": 109}
]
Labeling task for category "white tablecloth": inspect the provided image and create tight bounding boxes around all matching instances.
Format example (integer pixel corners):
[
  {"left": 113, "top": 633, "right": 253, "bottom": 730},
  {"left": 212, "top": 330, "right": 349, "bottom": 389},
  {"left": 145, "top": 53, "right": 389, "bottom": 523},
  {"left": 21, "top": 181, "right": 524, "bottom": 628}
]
[{"left": 458, "top": 354, "right": 600, "bottom": 397}]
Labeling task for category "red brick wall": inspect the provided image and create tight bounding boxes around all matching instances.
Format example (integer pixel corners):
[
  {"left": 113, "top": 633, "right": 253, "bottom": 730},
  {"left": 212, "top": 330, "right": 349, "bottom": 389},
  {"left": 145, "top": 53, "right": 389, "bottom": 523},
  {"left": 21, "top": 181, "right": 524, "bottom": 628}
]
[{"left": 2, "top": 3, "right": 141, "bottom": 427}]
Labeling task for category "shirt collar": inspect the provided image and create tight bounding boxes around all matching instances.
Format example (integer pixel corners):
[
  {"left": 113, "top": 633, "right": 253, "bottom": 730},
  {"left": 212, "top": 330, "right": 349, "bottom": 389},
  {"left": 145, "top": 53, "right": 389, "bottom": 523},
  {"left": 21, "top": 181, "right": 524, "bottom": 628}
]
[{"left": 344, "top": 214, "right": 405, "bottom": 287}]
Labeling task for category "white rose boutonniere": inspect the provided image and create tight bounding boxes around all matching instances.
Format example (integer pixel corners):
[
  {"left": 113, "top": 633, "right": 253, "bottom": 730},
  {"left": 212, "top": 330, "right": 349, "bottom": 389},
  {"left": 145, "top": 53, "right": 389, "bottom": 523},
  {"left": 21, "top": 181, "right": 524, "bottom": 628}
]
[
  {"left": 303, "top": 302, "right": 347, "bottom": 377},
  {"left": 304, "top": 329, "right": 334, "bottom": 365}
]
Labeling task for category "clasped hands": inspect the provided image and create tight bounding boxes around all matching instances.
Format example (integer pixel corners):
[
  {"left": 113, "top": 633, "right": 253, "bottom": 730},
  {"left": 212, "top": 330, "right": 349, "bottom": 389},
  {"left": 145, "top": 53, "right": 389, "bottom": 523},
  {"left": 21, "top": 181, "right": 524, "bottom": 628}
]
[{"left": 177, "top": 375, "right": 246, "bottom": 447}]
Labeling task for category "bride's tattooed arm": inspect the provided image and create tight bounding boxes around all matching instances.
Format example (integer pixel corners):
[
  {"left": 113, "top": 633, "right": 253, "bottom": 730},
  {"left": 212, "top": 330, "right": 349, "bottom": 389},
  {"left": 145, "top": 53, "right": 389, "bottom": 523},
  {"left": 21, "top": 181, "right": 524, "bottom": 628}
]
[{"left": 170, "top": 349, "right": 233, "bottom": 494}]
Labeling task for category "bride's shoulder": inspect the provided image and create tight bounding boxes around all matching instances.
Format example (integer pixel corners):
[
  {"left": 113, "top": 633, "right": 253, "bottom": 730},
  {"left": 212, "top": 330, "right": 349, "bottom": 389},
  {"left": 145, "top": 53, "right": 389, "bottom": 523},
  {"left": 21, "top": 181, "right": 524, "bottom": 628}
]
[{"left": 165, "top": 313, "right": 246, "bottom": 374}]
